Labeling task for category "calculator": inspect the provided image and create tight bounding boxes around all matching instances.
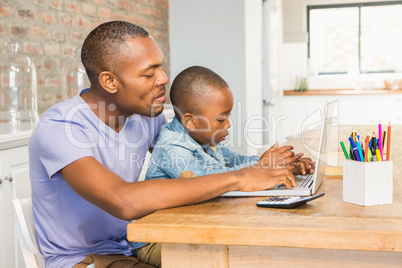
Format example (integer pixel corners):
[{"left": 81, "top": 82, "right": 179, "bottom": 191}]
[{"left": 256, "top": 193, "right": 325, "bottom": 209}]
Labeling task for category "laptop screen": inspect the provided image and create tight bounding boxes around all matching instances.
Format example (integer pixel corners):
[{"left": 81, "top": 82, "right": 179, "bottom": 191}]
[{"left": 311, "top": 100, "right": 337, "bottom": 193}]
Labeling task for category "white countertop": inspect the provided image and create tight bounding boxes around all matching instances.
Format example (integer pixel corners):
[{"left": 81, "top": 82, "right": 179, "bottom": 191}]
[{"left": 0, "top": 130, "right": 33, "bottom": 150}]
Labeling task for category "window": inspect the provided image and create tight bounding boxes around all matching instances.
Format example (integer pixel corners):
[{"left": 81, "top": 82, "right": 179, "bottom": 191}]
[{"left": 307, "top": 1, "right": 402, "bottom": 75}]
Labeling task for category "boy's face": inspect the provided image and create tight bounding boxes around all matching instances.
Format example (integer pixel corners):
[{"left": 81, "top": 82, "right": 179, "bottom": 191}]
[{"left": 189, "top": 87, "right": 233, "bottom": 146}]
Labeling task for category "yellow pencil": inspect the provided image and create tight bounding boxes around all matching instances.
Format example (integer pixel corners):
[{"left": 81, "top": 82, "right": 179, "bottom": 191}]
[{"left": 375, "top": 149, "right": 382, "bottom": 162}]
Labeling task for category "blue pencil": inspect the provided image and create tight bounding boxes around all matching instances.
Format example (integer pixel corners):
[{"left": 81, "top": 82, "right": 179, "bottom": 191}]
[
  {"left": 348, "top": 137, "right": 361, "bottom": 161},
  {"left": 355, "top": 136, "right": 364, "bottom": 162}
]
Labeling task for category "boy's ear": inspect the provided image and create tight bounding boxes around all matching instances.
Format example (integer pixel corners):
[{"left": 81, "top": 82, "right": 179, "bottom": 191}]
[
  {"left": 183, "top": 113, "right": 196, "bottom": 131},
  {"left": 99, "top": 71, "right": 118, "bottom": 94}
]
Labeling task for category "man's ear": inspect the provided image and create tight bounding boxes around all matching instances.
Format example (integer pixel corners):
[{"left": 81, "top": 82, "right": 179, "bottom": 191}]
[
  {"left": 183, "top": 113, "right": 196, "bottom": 131},
  {"left": 99, "top": 71, "right": 118, "bottom": 94}
]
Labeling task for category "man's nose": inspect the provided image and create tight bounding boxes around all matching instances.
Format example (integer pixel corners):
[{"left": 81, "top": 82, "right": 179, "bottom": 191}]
[{"left": 156, "top": 68, "right": 168, "bottom": 86}]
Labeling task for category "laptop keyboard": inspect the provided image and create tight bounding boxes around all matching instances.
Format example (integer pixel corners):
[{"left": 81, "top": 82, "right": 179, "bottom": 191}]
[{"left": 275, "top": 174, "right": 314, "bottom": 189}]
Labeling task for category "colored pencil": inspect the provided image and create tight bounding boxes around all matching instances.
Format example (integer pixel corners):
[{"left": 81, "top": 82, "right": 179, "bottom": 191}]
[
  {"left": 375, "top": 149, "right": 382, "bottom": 161},
  {"left": 379, "top": 121, "right": 383, "bottom": 161},
  {"left": 356, "top": 136, "right": 364, "bottom": 162},
  {"left": 340, "top": 141, "right": 349, "bottom": 160},
  {"left": 364, "top": 133, "right": 370, "bottom": 162},
  {"left": 387, "top": 122, "right": 391, "bottom": 161}
]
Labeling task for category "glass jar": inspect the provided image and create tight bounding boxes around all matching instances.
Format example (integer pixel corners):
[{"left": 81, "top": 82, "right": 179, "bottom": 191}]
[
  {"left": 61, "top": 47, "right": 89, "bottom": 99},
  {"left": 0, "top": 40, "right": 39, "bottom": 134}
]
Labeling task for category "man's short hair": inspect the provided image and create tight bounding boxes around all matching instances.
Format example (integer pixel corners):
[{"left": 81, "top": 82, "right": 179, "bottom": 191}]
[
  {"left": 81, "top": 21, "right": 149, "bottom": 84},
  {"left": 170, "top": 66, "right": 229, "bottom": 120}
]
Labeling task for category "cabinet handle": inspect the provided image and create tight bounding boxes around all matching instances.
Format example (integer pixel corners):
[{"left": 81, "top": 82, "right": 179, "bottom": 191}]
[
  {"left": 0, "top": 177, "right": 2, "bottom": 184},
  {"left": 5, "top": 175, "right": 13, "bottom": 182}
]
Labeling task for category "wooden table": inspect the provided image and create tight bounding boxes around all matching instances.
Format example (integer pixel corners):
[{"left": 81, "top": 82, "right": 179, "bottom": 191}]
[{"left": 128, "top": 126, "right": 402, "bottom": 267}]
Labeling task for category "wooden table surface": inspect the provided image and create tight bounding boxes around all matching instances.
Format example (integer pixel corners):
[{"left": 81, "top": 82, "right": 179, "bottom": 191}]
[{"left": 128, "top": 125, "right": 402, "bottom": 267}]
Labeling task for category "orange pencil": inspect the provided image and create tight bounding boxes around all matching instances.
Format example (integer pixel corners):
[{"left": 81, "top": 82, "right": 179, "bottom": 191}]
[
  {"left": 387, "top": 122, "right": 391, "bottom": 161},
  {"left": 364, "top": 133, "right": 370, "bottom": 162}
]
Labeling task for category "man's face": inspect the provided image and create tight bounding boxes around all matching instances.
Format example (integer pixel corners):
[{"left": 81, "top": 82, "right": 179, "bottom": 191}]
[
  {"left": 114, "top": 36, "right": 168, "bottom": 117},
  {"left": 190, "top": 87, "right": 233, "bottom": 146}
]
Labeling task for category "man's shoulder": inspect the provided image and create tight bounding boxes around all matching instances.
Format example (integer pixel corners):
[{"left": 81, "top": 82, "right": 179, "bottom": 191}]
[
  {"left": 40, "top": 96, "right": 86, "bottom": 123},
  {"left": 30, "top": 97, "right": 90, "bottom": 145}
]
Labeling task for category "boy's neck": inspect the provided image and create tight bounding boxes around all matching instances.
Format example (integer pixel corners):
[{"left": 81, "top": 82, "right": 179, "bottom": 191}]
[{"left": 177, "top": 116, "right": 218, "bottom": 148}]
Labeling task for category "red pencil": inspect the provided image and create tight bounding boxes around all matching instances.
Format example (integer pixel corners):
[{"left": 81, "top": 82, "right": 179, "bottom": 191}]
[{"left": 387, "top": 122, "right": 391, "bottom": 161}]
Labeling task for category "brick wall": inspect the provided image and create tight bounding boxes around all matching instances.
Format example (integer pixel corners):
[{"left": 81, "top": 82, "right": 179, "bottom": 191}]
[{"left": 0, "top": 0, "right": 169, "bottom": 114}]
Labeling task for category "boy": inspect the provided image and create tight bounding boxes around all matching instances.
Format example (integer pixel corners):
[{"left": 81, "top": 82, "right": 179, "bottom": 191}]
[{"left": 145, "top": 66, "right": 314, "bottom": 181}]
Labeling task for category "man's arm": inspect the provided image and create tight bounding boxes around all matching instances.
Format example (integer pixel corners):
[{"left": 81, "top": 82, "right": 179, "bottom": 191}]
[{"left": 59, "top": 156, "right": 296, "bottom": 221}]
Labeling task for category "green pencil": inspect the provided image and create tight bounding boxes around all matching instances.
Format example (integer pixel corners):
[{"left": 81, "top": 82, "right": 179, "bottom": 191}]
[
  {"left": 340, "top": 141, "right": 349, "bottom": 160},
  {"left": 367, "top": 147, "right": 372, "bottom": 162}
]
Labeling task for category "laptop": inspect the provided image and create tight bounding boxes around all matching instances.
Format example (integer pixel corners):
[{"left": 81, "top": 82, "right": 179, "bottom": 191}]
[{"left": 222, "top": 100, "right": 336, "bottom": 197}]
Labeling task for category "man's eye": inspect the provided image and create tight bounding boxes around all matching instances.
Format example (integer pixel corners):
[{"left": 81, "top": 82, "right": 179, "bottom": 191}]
[{"left": 144, "top": 73, "right": 154, "bottom": 78}]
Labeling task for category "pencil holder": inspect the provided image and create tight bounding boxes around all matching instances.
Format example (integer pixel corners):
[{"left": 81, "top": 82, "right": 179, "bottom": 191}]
[{"left": 343, "top": 160, "right": 393, "bottom": 206}]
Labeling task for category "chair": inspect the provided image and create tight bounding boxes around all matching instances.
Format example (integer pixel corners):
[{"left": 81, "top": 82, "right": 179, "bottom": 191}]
[
  {"left": 12, "top": 198, "right": 45, "bottom": 268},
  {"left": 12, "top": 198, "right": 95, "bottom": 268}
]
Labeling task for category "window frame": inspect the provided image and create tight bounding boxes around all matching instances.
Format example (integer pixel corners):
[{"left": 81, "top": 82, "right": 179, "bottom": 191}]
[{"left": 307, "top": 1, "right": 402, "bottom": 75}]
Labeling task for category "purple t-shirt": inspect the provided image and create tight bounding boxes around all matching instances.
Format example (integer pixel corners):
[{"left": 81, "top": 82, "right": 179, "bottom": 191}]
[{"left": 29, "top": 89, "right": 166, "bottom": 268}]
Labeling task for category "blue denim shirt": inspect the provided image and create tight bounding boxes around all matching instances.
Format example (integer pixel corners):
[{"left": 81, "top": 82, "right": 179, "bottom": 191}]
[{"left": 145, "top": 116, "right": 260, "bottom": 180}]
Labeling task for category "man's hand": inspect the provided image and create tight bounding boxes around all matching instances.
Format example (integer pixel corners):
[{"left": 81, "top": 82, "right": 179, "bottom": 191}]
[
  {"left": 259, "top": 142, "right": 303, "bottom": 168},
  {"left": 236, "top": 163, "right": 297, "bottom": 192}
]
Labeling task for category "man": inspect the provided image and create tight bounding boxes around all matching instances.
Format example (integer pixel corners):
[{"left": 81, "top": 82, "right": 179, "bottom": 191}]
[{"left": 29, "top": 21, "right": 301, "bottom": 268}]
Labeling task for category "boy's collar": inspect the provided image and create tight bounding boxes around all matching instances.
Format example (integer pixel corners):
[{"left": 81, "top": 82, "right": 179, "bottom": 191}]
[
  {"left": 169, "top": 117, "right": 198, "bottom": 149},
  {"left": 208, "top": 145, "right": 217, "bottom": 152},
  {"left": 171, "top": 116, "right": 216, "bottom": 151},
  {"left": 171, "top": 116, "right": 187, "bottom": 134}
]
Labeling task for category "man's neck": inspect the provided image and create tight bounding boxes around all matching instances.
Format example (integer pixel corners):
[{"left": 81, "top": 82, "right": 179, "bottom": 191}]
[{"left": 80, "top": 88, "right": 128, "bottom": 133}]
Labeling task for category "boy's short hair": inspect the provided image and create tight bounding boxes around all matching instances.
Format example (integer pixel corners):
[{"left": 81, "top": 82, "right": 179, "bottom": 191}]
[
  {"left": 170, "top": 66, "right": 229, "bottom": 121},
  {"left": 81, "top": 21, "right": 149, "bottom": 84}
]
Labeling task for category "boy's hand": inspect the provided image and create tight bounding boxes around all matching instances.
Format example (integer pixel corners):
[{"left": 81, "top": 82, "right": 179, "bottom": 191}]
[
  {"left": 259, "top": 142, "right": 302, "bottom": 168},
  {"left": 288, "top": 157, "right": 315, "bottom": 175},
  {"left": 237, "top": 164, "right": 297, "bottom": 191}
]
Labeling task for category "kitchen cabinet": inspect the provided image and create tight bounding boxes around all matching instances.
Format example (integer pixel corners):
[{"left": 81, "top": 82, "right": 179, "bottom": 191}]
[{"left": 0, "top": 130, "right": 32, "bottom": 268}]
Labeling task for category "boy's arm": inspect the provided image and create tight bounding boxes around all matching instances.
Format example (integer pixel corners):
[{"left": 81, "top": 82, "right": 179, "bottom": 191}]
[
  {"left": 220, "top": 142, "right": 303, "bottom": 170},
  {"left": 146, "top": 144, "right": 198, "bottom": 179},
  {"left": 59, "top": 156, "right": 296, "bottom": 221},
  {"left": 220, "top": 142, "right": 315, "bottom": 175},
  {"left": 259, "top": 142, "right": 315, "bottom": 174},
  {"left": 219, "top": 146, "right": 259, "bottom": 168},
  {"left": 154, "top": 145, "right": 261, "bottom": 178}
]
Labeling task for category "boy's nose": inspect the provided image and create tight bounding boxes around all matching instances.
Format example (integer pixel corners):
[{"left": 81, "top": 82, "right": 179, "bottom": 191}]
[{"left": 225, "top": 119, "right": 231, "bottom": 130}]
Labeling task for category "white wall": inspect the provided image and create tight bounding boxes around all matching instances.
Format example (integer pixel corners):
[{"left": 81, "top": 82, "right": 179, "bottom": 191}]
[
  {"left": 280, "top": 0, "right": 402, "bottom": 91},
  {"left": 169, "top": 0, "right": 263, "bottom": 154}
]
